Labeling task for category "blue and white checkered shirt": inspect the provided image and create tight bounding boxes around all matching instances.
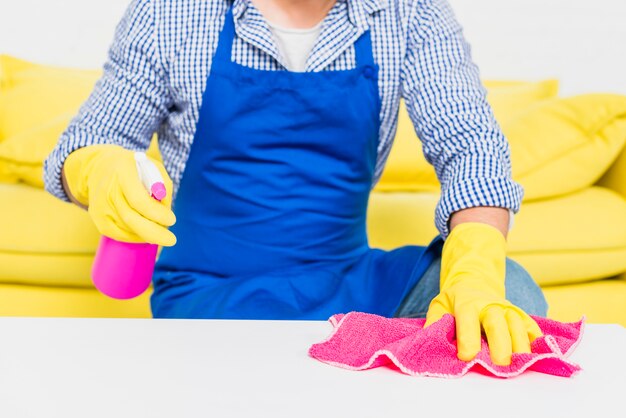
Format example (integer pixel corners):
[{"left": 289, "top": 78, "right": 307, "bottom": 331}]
[{"left": 43, "top": 0, "right": 523, "bottom": 238}]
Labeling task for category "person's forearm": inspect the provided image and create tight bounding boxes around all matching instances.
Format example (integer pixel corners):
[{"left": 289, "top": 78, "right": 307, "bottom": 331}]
[{"left": 449, "top": 206, "right": 510, "bottom": 240}]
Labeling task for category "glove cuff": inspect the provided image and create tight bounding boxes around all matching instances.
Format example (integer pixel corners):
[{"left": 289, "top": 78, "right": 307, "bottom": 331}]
[
  {"left": 63, "top": 144, "right": 129, "bottom": 206},
  {"left": 440, "top": 222, "right": 507, "bottom": 295}
]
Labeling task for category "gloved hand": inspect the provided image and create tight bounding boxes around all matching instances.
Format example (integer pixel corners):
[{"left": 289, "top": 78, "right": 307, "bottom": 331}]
[
  {"left": 424, "top": 222, "right": 542, "bottom": 366},
  {"left": 63, "top": 144, "right": 176, "bottom": 246}
]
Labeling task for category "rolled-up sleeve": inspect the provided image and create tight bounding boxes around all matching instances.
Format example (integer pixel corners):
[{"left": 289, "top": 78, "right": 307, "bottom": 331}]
[
  {"left": 43, "top": 0, "right": 171, "bottom": 202},
  {"left": 400, "top": 0, "right": 524, "bottom": 238}
]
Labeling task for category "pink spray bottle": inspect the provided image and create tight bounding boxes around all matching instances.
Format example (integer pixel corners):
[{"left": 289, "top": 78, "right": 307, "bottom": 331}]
[{"left": 91, "top": 152, "right": 168, "bottom": 300}]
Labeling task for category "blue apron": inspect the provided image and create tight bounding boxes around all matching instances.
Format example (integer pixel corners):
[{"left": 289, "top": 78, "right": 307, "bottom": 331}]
[{"left": 151, "top": 8, "right": 444, "bottom": 320}]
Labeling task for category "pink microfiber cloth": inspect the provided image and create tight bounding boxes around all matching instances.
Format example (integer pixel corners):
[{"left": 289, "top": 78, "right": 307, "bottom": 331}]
[{"left": 309, "top": 312, "right": 584, "bottom": 378}]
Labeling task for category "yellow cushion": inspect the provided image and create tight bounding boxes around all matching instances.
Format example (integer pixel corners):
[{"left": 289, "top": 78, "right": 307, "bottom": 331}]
[
  {"left": 0, "top": 55, "right": 166, "bottom": 187},
  {"left": 0, "top": 184, "right": 100, "bottom": 287},
  {"left": 373, "top": 102, "right": 440, "bottom": 192},
  {"left": 506, "top": 187, "right": 626, "bottom": 285},
  {"left": 0, "top": 55, "right": 100, "bottom": 140},
  {"left": 483, "top": 79, "right": 559, "bottom": 123},
  {"left": 0, "top": 54, "right": 33, "bottom": 87},
  {"left": 367, "top": 191, "right": 440, "bottom": 248},
  {"left": 368, "top": 187, "right": 626, "bottom": 287},
  {"left": 543, "top": 277, "right": 626, "bottom": 326},
  {"left": 0, "top": 55, "right": 100, "bottom": 186},
  {"left": 0, "top": 116, "right": 161, "bottom": 188},
  {"left": 375, "top": 79, "right": 560, "bottom": 192},
  {"left": 598, "top": 146, "right": 626, "bottom": 200},
  {"left": 503, "top": 94, "right": 626, "bottom": 201},
  {"left": 0, "top": 283, "right": 151, "bottom": 318},
  {"left": 0, "top": 113, "right": 73, "bottom": 186}
]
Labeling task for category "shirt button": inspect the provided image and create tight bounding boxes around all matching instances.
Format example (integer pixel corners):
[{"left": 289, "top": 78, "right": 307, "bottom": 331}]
[{"left": 363, "top": 66, "right": 375, "bottom": 79}]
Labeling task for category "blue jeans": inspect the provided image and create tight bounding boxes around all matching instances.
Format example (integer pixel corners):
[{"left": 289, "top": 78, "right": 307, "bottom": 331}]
[{"left": 394, "top": 256, "right": 549, "bottom": 318}]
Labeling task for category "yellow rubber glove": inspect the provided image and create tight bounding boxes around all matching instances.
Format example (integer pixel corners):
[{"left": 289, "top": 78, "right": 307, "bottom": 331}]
[
  {"left": 424, "top": 222, "right": 542, "bottom": 366},
  {"left": 63, "top": 144, "right": 176, "bottom": 246}
]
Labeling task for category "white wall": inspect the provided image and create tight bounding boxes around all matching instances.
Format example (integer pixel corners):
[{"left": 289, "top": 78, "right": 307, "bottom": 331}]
[
  {"left": 448, "top": 0, "right": 626, "bottom": 96},
  {"left": 1, "top": 0, "right": 625, "bottom": 95},
  {"left": 0, "top": 0, "right": 129, "bottom": 69}
]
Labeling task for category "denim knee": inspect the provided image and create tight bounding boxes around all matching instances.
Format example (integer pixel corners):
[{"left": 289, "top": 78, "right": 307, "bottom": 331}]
[
  {"left": 395, "top": 256, "right": 549, "bottom": 318},
  {"left": 504, "top": 258, "right": 549, "bottom": 317},
  {"left": 393, "top": 257, "right": 441, "bottom": 318}
]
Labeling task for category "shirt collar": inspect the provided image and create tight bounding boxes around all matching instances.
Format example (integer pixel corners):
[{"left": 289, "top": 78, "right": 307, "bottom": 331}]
[
  {"left": 344, "top": 0, "right": 386, "bottom": 29},
  {"left": 232, "top": 0, "right": 386, "bottom": 29},
  {"left": 232, "top": 0, "right": 248, "bottom": 21}
]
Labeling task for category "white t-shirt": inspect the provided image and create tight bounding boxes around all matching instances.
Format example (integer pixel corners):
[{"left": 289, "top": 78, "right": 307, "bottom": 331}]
[{"left": 267, "top": 20, "right": 323, "bottom": 72}]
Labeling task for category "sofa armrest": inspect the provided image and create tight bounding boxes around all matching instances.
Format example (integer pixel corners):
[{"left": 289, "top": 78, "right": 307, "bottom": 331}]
[{"left": 597, "top": 146, "right": 626, "bottom": 199}]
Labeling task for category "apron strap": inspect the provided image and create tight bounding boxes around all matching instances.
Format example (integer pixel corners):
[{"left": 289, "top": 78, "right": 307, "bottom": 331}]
[
  {"left": 214, "top": 7, "right": 237, "bottom": 64},
  {"left": 353, "top": 30, "right": 374, "bottom": 68}
]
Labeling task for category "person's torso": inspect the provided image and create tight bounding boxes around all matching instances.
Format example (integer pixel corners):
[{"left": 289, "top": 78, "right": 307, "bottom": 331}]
[
  {"left": 150, "top": 0, "right": 419, "bottom": 199},
  {"left": 157, "top": 7, "right": 381, "bottom": 278}
]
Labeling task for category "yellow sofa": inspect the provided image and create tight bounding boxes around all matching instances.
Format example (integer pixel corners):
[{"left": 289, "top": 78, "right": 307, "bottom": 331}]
[{"left": 1, "top": 56, "right": 625, "bottom": 324}]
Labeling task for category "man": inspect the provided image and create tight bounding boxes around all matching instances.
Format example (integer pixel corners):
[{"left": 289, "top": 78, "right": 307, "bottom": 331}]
[{"left": 44, "top": 0, "right": 547, "bottom": 366}]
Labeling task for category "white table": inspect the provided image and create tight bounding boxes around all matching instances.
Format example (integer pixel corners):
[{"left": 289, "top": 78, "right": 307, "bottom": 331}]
[{"left": 0, "top": 318, "right": 624, "bottom": 418}]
